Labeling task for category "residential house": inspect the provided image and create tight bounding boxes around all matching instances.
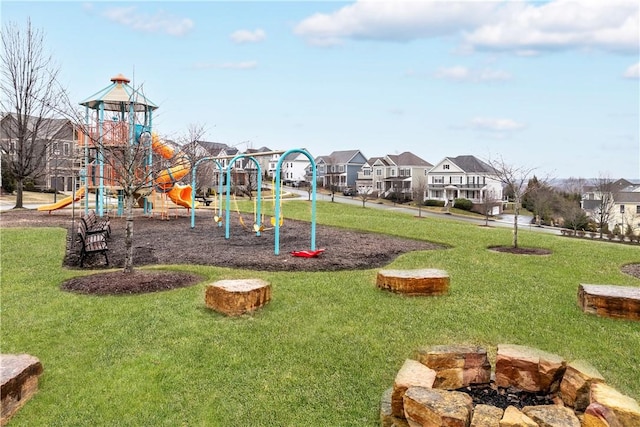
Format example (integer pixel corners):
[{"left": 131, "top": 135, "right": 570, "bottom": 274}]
[
  {"left": 280, "top": 151, "right": 311, "bottom": 185},
  {"left": 583, "top": 179, "right": 640, "bottom": 234},
  {"left": 1, "top": 112, "right": 81, "bottom": 192},
  {"left": 355, "top": 157, "right": 383, "bottom": 196},
  {"left": 314, "top": 150, "right": 367, "bottom": 190},
  {"left": 426, "top": 155, "right": 503, "bottom": 208},
  {"left": 613, "top": 184, "right": 640, "bottom": 234},
  {"left": 356, "top": 152, "right": 433, "bottom": 200}
]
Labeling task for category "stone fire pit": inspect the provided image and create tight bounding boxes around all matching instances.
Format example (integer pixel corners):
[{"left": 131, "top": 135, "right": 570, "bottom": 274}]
[{"left": 380, "top": 344, "right": 640, "bottom": 426}]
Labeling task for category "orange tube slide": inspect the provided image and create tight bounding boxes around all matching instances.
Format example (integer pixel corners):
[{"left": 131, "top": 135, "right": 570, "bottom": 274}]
[{"left": 151, "top": 134, "right": 197, "bottom": 209}]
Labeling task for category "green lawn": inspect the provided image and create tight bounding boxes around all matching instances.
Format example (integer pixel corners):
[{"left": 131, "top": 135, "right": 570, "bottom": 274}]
[{"left": 1, "top": 201, "right": 639, "bottom": 426}]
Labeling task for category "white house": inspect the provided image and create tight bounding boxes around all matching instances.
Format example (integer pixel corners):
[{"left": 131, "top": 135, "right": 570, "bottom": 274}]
[
  {"left": 280, "top": 151, "right": 310, "bottom": 185},
  {"left": 426, "top": 155, "right": 503, "bottom": 208}
]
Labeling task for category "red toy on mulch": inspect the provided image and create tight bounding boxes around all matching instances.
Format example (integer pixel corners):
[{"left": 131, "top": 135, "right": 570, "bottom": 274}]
[{"left": 290, "top": 248, "right": 325, "bottom": 258}]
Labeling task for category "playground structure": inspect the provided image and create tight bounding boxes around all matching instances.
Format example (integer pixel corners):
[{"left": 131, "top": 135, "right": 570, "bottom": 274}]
[
  {"left": 61, "top": 73, "right": 317, "bottom": 256},
  {"left": 77, "top": 74, "right": 196, "bottom": 217}
]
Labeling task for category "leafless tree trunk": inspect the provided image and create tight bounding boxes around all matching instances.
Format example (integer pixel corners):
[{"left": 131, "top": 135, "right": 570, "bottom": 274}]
[
  {"left": 486, "top": 157, "right": 536, "bottom": 248},
  {"left": 592, "top": 175, "right": 616, "bottom": 239},
  {"left": 412, "top": 175, "right": 427, "bottom": 217},
  {"left": 177, "top": 123, "right": 208, "bottom": 190},
  {"left": 1, "top": 19, "right": 68, "bottom": 208}
]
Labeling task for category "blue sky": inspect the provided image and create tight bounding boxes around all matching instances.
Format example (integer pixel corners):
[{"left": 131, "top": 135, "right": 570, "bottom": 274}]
[{"left": 3, "top": 1, "right": 639, "bottom": 179}]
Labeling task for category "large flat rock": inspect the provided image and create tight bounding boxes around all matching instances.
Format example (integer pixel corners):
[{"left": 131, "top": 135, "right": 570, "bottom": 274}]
[
  {"left": 578, "top": 284, "right": 640, "bottom": 321},
  {"left": 377, "top": 269, "right": 450, "bottom": 296},
  {"left": 1, "top": 354, "right": 43, "bottom": 426}
]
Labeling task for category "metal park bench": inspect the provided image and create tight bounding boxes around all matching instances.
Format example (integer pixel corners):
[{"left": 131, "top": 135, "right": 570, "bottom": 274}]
[{"left": 77, "top": 219, "right": 109, "bottom": 267}]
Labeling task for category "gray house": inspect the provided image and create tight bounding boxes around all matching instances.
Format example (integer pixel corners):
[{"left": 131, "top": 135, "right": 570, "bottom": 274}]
[{"left": 314, "top": 150, "right": 367, "bottom": 190}]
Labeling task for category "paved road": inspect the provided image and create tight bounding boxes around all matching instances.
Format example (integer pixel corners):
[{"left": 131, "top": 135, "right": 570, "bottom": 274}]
[{"left": 283, "top": 186, "right": 560, "bottom": 235}]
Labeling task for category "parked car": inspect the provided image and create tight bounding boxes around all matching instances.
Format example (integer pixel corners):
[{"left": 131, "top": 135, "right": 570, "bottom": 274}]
[{"left": 343, "top": 187, "right": 355, "bottom": 196}]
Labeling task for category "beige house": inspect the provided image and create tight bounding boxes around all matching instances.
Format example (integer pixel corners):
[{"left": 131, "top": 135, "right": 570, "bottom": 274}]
[{"left": 356, "top": 152, "right": 432, "bottom": 200}]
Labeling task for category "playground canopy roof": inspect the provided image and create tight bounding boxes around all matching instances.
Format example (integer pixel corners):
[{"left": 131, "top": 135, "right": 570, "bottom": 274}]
[{"left": 80, "top": 74, "right": 158, "bottom": 112}]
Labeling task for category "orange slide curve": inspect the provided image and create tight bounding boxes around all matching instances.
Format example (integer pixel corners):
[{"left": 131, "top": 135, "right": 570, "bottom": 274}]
[
  {"left": 37, "top": 187, "right": 86, "bottom": 213},
  {"left": 151, "top": 134, "right": 198, "bottom": 209}
]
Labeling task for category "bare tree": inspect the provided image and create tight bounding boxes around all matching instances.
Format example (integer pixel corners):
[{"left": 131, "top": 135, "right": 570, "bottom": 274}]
[
  {"left": 591, "top": 175, "right": 616, "bottom": 239},
  {"left": 1, "top": 19, "right": 69, "bottom": 208},
  {"left": 487, "top": 157, "right": 536, "bottom": 248},
  {"left": 477, "top": 188, "right": 500, "bottom": 226},
  {"left": 412, "top": 174, "right": 428, "bottom": 217},
  {"left": 176, "top": 123, "right": 209, "bottom": 194},
  {"left": 357, "top": 185, "right": 374, "bottom": 208}
]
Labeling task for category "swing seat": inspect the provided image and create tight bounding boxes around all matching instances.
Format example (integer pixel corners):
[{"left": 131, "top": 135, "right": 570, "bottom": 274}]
[
  {"left": 290, "top": 248, "right": 325, "bottom": 258},
  {"left": 270, "top": 216, "right": 284, "bottom": 226}
]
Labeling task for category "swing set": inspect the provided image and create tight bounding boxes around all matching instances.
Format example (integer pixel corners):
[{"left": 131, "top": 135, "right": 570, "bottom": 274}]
[{"left": 189, "top": 148, "right": 318, "bottom": 256}]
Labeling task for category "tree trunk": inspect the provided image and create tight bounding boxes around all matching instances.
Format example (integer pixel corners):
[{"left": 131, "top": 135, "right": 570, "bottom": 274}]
[
  {"left": 123, "top": 193, "right": 135, "bottom": 273},
  {"left": 14, "top": 180, "right": 24, "bottom": 209},
  {"left": 513, "top": 203, "right": 520, "bottom": 248}
]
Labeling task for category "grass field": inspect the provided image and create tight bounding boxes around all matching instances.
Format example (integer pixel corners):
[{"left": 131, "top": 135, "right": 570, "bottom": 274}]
[{"left": 1, "top": 201, "right": 639, "bottom": 426}]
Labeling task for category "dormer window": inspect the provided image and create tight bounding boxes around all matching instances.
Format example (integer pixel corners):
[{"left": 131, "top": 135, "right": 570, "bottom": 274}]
[{"left": 443, "top": 164, "right": 450, "bottom": 170}]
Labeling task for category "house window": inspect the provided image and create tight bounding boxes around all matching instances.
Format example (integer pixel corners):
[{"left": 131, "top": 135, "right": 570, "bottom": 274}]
[
  {"left": 363, "top": 169, "right": 371, "bottom": 176},
  {"left": 318, "top": 166, "right": 325, "bottom": 173},
  {"left": 63, "top": 142, "right": 70, "bottom": 156},
  {"left": 338, "top": 165, "right": 345, "bottom": 172},
  {"left": 376, "top": 169, "right": 382, "bottom": 176},
  {"left": 443, "top": 164, "right": 449, "bottom": 170},
  {"left": 424, "top": 170, "right": 428, "bottom": 176},
  {"left": 636, "top": 205, "right": 640, "bottom": 214},
  {"left": 433, "top": 176, "right": 444, "bottom": 184},
  {"left": 620, "top": 205, "right": 625, "bottom": 213},
  {"left": 390, "top": 168, "right": 396, "bottom": 177}
]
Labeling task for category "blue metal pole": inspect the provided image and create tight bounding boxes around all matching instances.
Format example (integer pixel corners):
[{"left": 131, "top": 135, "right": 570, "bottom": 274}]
[
  {"left": 274, "top": 149, "right": 317, "bottom": 255},
  {"left": 84, "top": 106, "right": 89, "bottom": 216},
  {"left": 191, "top": 157, "right": 223, "bottom": 229},
  {"left": 97, "top": 103, "right": 104, "bottom": 217}
]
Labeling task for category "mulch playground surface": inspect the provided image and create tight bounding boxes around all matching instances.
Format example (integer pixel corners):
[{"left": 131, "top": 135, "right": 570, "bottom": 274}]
[
  {"left": 3, "top": 209, "right": 638, "bottom": 295},
  {"left": 1, "top": 208, "right": 443, "bottom": 294}
]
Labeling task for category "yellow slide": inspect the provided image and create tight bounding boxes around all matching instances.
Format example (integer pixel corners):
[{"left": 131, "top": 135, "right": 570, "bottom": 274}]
[{"left": 37, "top": 187, "right": 86, "bottom": 213}]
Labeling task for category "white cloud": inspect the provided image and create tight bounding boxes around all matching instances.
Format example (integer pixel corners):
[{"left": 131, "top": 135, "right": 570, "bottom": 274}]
[
  {"left": 193, "top": 61, "right": 258, "bottom": 70},
  {"left": 294, "top": 0, "right": 639, "bottom": 54},
  {"left": 230, "top": 29, "right": 266, "bottom": 44},
  {"left": 435, "top": 66, "right": 511, "bottom": 82},
  {"left": 623, "top": 62, "right": 640, "bottom": 79},
  {"left": 295, "top": 1, "right": 496, "bottom": 45},
  {"left": 102, "top": 6, "right": 194, "bottom": 36},
  {"left": 465, "top": 0, "right": 639, "bottom": 54},
  {"left": 470, "top": 117, "right": 526, "bottom": 132}
]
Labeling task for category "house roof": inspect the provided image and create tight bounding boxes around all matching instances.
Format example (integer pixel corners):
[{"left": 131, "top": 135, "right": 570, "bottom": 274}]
[
  {"left": 365, "top": 156, "right": 384, "bottom": 166},
  {"left": 616, "top": 191, "right": 640, "bottom": 203},
  {"left": 197, "top": 140, "right": 229, "bottom": 156},
  {"left": 448, "top": 155, "right": 495, "bottom": 173},
  {"left": 318, "top": 150, "right": 365, "bottom": 164},
  {"left": 386, "top": 151, "right": 432, "bottom": 167},
  {"left": 1, "top": 113, "right": 73, "bottom": 140}
]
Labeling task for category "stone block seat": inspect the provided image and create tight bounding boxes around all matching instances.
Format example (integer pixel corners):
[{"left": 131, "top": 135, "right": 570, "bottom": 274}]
[
  {"left": 376, "top": 268, "right": 449, "bottom": 296},
  {"left": 1, "top": 354, "right": 43, "bottom": 426},
  {"left": 205, "top": 278, "right": 271, "bottom": 316},
  {"left": 578, "top": 284, "right": 640, "bottom": 321}
]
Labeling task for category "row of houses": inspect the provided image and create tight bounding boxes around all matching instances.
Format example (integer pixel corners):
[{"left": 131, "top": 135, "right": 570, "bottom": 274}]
[
  {"left": 2, "top": 113, "right": 637, "bottom": 232},
  {"left": 288, "top": 149, "right": 503, "bottom": 208}
]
